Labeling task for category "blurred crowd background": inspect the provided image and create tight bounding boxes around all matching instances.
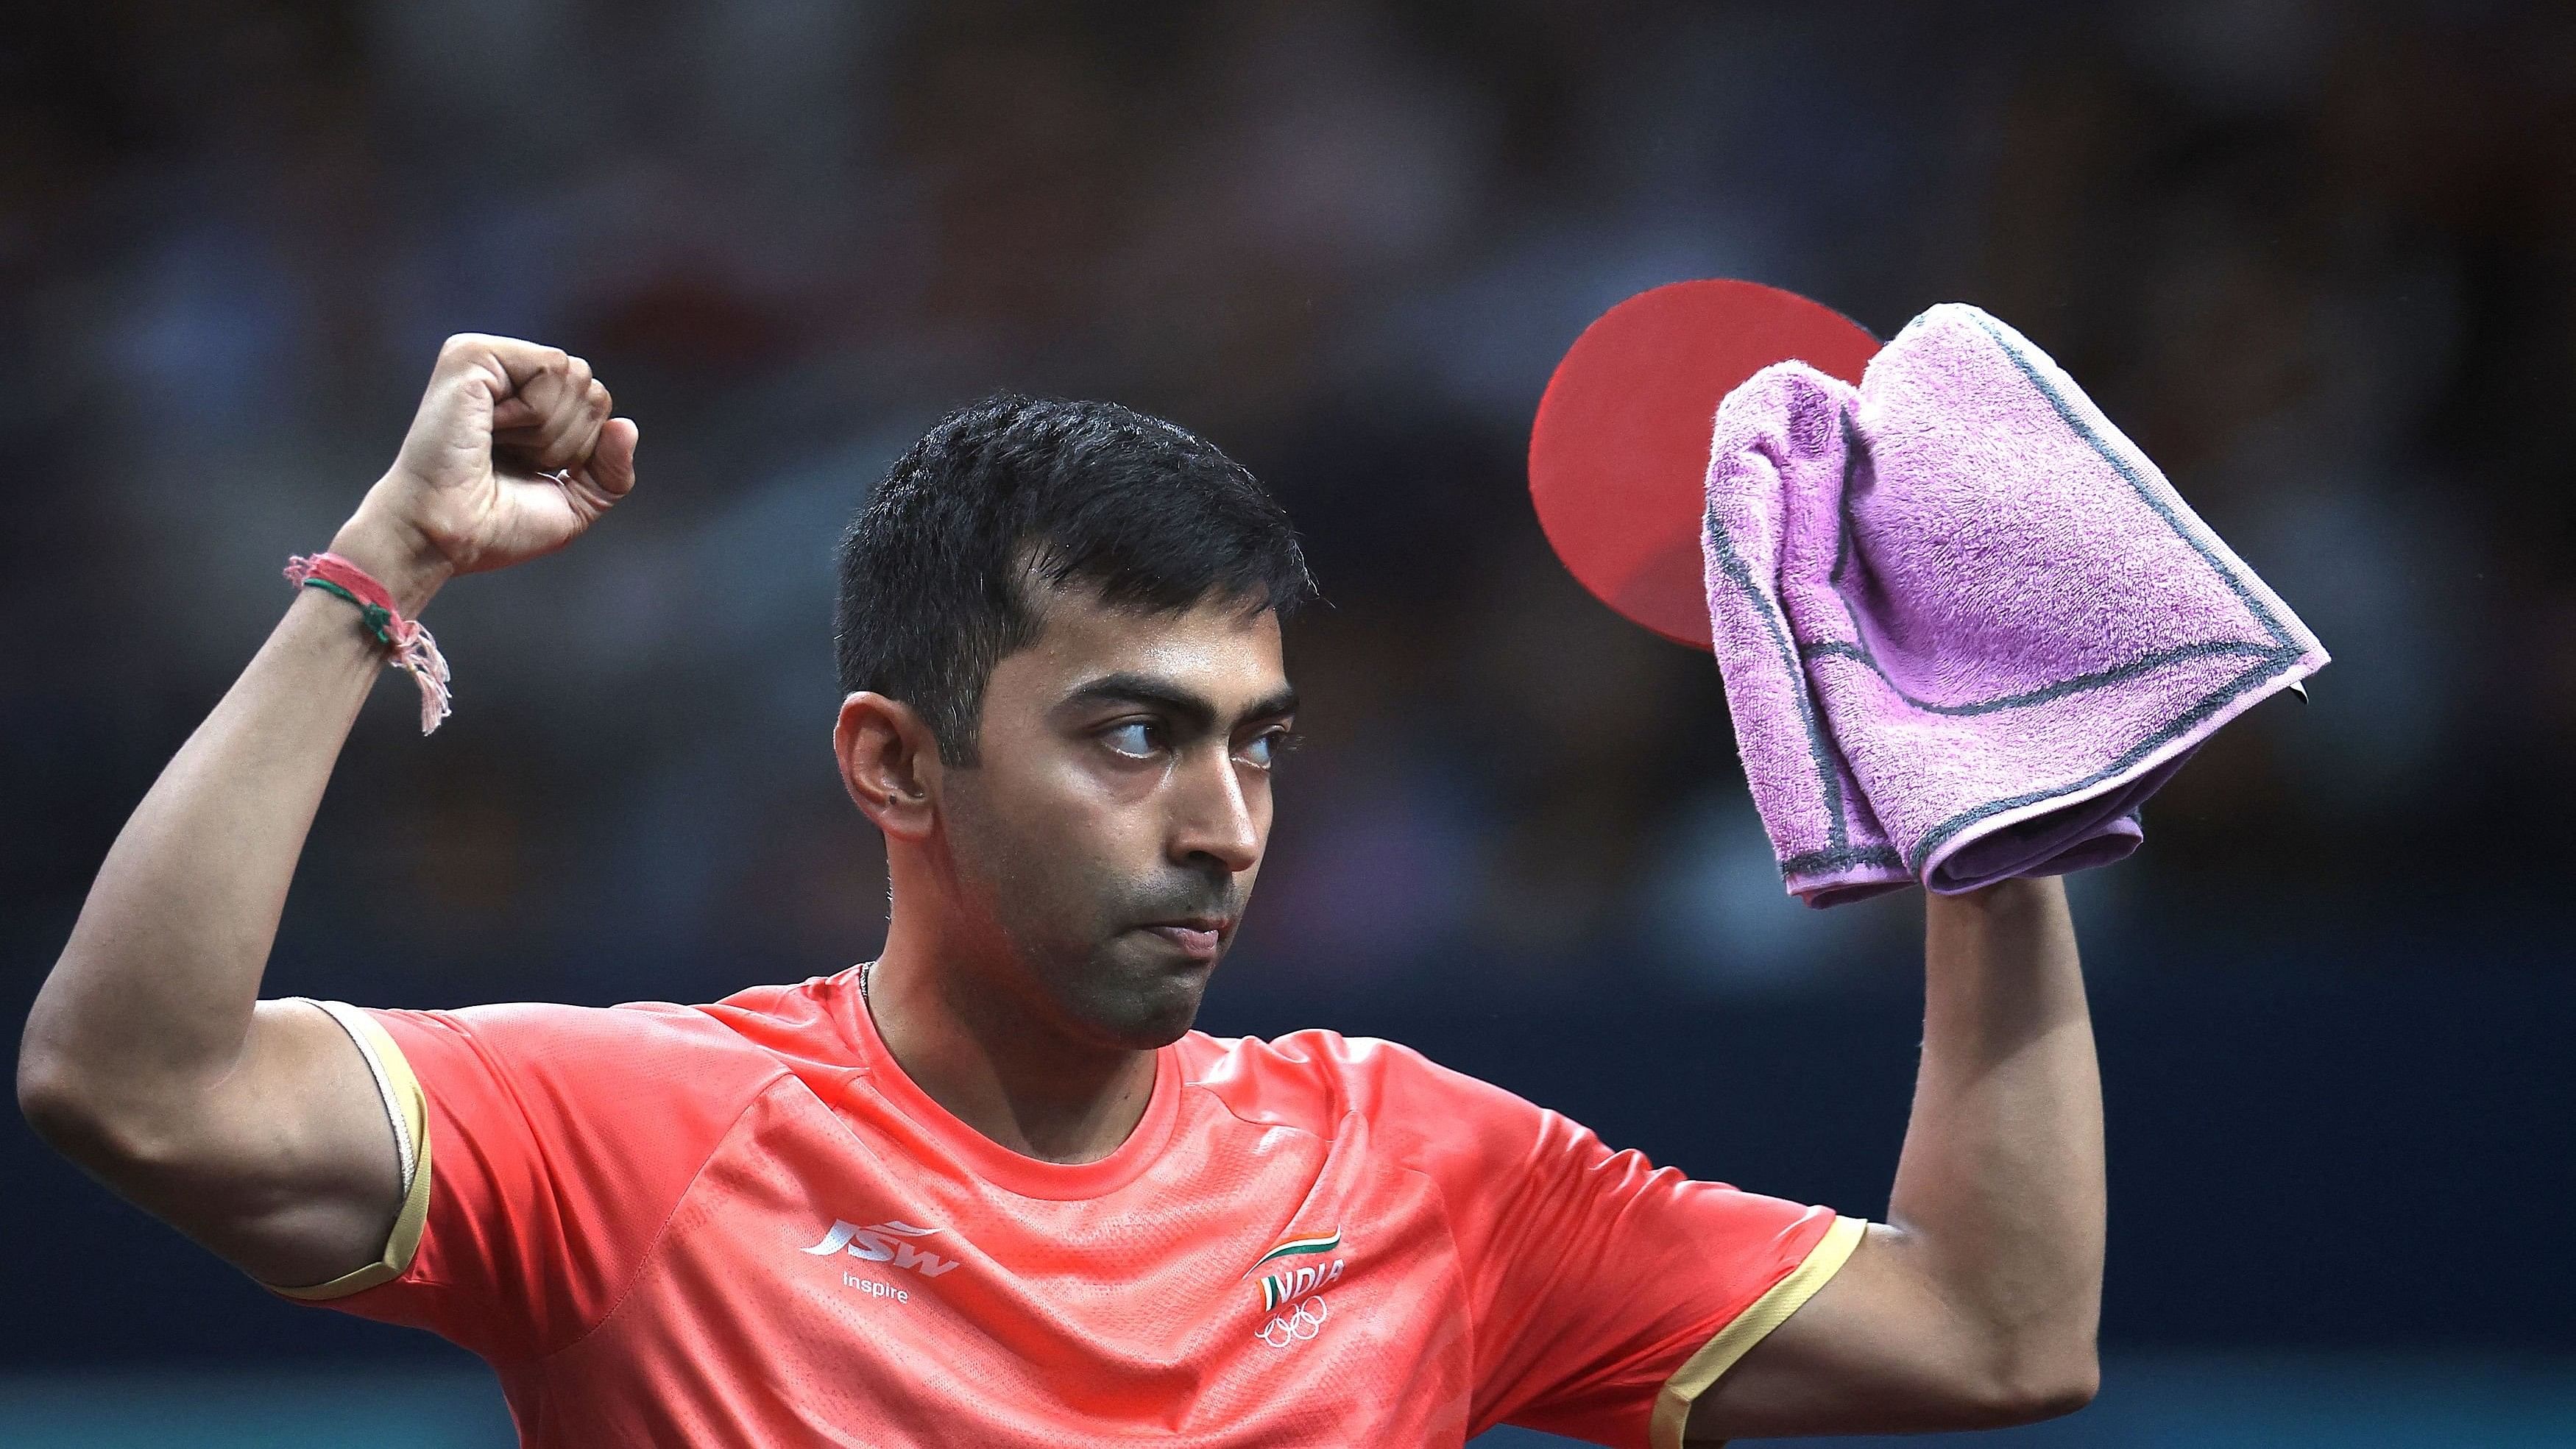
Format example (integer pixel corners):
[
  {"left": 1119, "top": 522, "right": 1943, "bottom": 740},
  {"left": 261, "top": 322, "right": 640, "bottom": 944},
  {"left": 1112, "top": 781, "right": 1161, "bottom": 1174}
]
[{"left": 3, "top": 1, "right": 2570, "bottom": 1443}]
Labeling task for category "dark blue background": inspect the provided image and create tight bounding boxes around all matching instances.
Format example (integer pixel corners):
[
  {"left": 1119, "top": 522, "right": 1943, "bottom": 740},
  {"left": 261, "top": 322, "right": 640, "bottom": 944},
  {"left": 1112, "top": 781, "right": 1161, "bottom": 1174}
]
[{"left": 4, "top": 0, "right": 2572, "bottom": 1392}]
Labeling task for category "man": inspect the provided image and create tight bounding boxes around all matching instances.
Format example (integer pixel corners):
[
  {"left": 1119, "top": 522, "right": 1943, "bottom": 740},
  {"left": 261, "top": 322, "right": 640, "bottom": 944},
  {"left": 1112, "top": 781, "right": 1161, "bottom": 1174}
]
[{"left": 19, "top": 336, "right": 2102, "bottom": 1445}]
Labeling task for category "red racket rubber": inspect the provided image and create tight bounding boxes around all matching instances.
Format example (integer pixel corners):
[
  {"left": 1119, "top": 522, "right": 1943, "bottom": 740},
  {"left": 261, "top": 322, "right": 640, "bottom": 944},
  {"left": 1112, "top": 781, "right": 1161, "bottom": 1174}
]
[{"left": 1529, "top": 279, "right": 1880, "bottom": 650}]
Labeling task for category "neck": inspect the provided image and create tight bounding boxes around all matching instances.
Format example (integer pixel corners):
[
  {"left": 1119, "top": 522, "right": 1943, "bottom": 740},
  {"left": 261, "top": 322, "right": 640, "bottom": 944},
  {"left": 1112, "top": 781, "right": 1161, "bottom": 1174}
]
[{"left": 864, "top": 909, "right": 1159, "bottom": 1166}]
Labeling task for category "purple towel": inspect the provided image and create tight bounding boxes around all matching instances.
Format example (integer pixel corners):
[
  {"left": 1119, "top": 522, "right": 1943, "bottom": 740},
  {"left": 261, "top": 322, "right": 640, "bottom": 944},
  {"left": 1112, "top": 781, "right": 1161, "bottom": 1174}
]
[{"left": 1701, "top": 303, "right": 2327, "bottom": 907}]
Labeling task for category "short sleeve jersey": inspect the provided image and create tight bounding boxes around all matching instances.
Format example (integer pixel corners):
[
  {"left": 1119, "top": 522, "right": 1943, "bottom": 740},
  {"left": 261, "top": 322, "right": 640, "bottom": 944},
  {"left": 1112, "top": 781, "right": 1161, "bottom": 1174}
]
[{"left": 283, "top": 971, "right": 1861, "bottom": 1448}]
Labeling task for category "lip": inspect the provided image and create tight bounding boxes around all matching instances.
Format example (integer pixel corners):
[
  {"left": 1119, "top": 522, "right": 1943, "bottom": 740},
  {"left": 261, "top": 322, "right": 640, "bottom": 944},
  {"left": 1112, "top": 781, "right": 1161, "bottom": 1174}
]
[{"left": 1137, "top": 918, "right": 1231, "bottom": 961}]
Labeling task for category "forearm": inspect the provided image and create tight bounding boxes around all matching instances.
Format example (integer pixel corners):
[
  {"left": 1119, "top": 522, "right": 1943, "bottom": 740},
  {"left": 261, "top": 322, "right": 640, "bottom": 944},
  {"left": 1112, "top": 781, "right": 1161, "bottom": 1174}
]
[
  {"left": 1888, "top": 876, "right": 2103, "bottom": 1375},
  {"left": 1682, "top": 876, "right": 2101, "bottom": 1439},
  {"left": 18, "top": 338, "right": 625, "bottom": 1286},
  {"left": 19, "top": 521, "right": 447, "bottom": 1146}
]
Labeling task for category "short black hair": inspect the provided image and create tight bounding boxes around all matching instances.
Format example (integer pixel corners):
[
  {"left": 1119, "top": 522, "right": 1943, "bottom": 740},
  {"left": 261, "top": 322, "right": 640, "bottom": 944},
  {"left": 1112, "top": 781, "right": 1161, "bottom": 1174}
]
[{"left": 835, "top": 394, "right": 1317, "bottom": 765}]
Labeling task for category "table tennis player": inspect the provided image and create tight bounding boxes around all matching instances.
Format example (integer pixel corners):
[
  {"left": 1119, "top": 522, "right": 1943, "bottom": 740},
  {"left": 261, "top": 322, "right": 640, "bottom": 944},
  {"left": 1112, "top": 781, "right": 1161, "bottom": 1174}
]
[{"left": 20, "top": 333, "right": 2103, "bottom": 1445}]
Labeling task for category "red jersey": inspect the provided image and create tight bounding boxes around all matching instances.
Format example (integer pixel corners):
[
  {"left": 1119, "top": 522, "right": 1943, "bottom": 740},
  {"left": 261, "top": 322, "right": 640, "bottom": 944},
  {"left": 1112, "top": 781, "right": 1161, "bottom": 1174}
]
[{"left": 279, "top": 971, "right": 1861, "bottom": 1448}]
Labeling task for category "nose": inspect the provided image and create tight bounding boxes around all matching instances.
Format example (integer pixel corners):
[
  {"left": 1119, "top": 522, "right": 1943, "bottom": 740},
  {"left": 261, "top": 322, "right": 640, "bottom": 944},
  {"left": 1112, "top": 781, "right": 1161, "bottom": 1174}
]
[{"left": 1168, "top": 745, "right": 1262, "bottom": 876}]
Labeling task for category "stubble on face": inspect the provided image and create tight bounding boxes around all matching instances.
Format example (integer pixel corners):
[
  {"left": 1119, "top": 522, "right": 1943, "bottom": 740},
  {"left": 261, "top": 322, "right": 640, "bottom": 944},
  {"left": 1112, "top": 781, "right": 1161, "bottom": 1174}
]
[
  {"left": 928, "top": 586, "right": 1286, "bottom": 1055},
  {"left": 941, "top": 774, "right": 1236, "bottom": 1051}
]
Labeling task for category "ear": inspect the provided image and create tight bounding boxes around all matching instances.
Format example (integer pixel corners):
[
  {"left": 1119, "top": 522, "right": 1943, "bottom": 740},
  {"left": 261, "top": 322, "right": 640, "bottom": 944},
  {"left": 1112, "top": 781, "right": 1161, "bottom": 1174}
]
[{"left": 835, "top": 692, "right": 944, "bottom": 843}]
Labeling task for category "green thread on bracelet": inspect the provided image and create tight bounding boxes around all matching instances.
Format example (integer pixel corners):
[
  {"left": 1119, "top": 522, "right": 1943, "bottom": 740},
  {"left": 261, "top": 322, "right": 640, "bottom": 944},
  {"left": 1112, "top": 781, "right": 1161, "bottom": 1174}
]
[{"left": 300, "top": 577, "right": 397, "bottom": 648}]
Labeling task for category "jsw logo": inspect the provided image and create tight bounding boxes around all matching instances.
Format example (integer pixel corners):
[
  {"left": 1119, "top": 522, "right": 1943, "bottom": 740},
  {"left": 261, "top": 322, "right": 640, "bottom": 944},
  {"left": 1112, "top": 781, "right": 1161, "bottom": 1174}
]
[{"left": 800, "top": 1219, "right": 960, "bottom": 1278}]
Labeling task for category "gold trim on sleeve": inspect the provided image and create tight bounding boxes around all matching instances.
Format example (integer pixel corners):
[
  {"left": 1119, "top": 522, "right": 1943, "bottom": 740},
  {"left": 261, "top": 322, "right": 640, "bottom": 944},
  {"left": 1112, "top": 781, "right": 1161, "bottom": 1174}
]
[
  {"left": 266, "top": 1000, "right": 434, "bottom": 1302},
  {"left": 1648, "top": 1213, "right": 1868, "bottom": 1449}
]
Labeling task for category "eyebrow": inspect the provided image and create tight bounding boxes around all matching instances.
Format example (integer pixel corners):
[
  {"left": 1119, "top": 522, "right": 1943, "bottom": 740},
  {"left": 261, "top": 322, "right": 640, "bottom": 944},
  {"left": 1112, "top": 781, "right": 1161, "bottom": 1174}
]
[{"left": 1060, "top": 672, "right": 1299, "bottom": 733}]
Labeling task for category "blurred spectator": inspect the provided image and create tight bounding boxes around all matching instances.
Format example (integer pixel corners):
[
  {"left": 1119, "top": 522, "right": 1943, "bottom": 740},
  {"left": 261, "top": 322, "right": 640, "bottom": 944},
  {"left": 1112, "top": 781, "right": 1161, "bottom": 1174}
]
[{"left": 5, "top": 0, "right": 2573, "bottom": 1372}]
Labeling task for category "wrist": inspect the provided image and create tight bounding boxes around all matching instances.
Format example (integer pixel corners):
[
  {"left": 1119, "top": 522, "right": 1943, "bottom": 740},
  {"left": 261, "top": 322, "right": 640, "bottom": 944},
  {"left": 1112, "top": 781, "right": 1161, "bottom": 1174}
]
[
  {"left": 328, "top": 505, "right": 453, "bottom": 615},
  {"left": 1930, "top": 875, "right": 2063, "bottom": 915}
]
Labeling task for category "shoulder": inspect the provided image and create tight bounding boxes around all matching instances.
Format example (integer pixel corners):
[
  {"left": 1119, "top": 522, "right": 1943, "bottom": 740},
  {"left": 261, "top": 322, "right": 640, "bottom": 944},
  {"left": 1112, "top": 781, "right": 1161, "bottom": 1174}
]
[
  {"left": 397, "top": 997, "right": 766, "bottom": 1060},
  {"left": 1178, "top": 1028, "right": 1553, "bottom": 1161},
  {"left": 372, "top": 988, "right": 814, "bottom": 1119}
]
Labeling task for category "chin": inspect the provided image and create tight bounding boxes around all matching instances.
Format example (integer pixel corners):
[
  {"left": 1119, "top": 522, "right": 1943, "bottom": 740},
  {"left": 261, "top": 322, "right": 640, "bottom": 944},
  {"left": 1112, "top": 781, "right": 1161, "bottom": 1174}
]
[
  {"left": 1069, "top": 946, "right": 1214, "bottom": 1049},
  {"left": 1100, "top": 979, "right": 1209, "bottom": 1049}
]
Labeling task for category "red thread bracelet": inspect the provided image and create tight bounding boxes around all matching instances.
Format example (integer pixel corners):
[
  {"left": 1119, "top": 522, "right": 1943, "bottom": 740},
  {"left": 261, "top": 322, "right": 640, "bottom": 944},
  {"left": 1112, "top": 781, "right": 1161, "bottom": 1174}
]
[{"left": 284, "top": 551, "right": 453, "bottom": 734}]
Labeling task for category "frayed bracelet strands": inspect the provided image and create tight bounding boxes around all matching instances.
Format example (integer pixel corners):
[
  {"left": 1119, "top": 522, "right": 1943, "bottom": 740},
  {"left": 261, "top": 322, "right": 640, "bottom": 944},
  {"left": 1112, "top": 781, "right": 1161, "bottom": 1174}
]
[{"left": 284, "top": 551, "right": 453, "bottom": 734}]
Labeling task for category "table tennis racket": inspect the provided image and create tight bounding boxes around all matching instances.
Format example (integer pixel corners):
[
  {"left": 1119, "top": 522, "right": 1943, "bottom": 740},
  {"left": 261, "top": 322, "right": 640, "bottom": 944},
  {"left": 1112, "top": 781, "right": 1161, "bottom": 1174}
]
[{"left": 1529, "top": 279, "right": 1881, "bottom": 650}]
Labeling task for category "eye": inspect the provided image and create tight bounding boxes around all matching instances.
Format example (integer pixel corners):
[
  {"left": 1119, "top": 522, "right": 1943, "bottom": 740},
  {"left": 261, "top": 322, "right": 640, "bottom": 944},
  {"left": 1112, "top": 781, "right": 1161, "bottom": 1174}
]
[
  {"left": 1101, "top": 720, "right": 1163, "bottom": 760},
  {"left": 1235, "top": 727, "right": 1301, "bottom": 770}
]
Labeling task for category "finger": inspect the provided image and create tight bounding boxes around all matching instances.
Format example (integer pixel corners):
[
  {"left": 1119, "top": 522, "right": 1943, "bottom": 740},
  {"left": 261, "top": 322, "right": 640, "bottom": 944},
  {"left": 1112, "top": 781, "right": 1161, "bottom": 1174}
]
[
  {"left": 482, "top": 345, "right": 583, "bottom": 427},
  {"left": 527, "top": 378, "right": 611, "bottom": 475},
  {"left": 396, "top": 340, "right": 516, "bottom": 478},
  {"left": 489, "top": 394, "right": 545, "bottom": 431},
  {"left": 577, "top": 417, "right": 640, "bottom": 502},
  {"left": 567, "top": 378, "right": 612, "bottom": 465},
  {"left": 434, "top": 336, "right": 567, "bottom": 435},
  {"left": 506, "top": 355, "right": 603, "bottom": 470},
  {"left": 445, "top": 334, "right": 574, "bottom": 393}
]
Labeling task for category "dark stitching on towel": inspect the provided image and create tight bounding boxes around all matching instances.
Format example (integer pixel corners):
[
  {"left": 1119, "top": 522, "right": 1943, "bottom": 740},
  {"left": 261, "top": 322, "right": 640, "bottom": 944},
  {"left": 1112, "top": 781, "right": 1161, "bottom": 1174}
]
[
  {"left": 1811, "top": 327, "right": 2287, "bottom": 718},
  {"left": 1781, "top": 844, "right": 1905, "bottom": 877},
  {"left": 1962, "top": 311, "right": 2293, "bottom": 648},
  {"left": 1719, "top": 312, "right": 2311, "bottom": 891},
  {"left": 1902, "top": 650, "right": 2304, "bottom": 871},
  {"left": 1800, "top": 637, "right": 2282, "bottom": 716},
  {"left": 1705, "top": 493, "right": 1851, "bottom": 851},
  {"left": 1829, "top": 413, "right": 1864, "bottom": 588},
  {"left": 1746, "top": 312, "right": 2312, "bottom": 885}
]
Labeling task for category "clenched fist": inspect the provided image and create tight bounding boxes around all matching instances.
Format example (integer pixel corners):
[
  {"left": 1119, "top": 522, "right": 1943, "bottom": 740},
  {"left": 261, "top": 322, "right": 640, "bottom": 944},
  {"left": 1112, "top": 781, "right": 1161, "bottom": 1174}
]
[{"left": 330, "top": 335, "right": 640, "bottom": 612}]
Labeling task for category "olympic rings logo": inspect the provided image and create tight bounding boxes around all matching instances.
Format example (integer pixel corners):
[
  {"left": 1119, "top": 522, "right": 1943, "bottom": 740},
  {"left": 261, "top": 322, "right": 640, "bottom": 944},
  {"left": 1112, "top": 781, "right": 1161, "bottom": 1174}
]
[{"left": 1254, "top": 1296, "right": 1328, "bottom": 1348}]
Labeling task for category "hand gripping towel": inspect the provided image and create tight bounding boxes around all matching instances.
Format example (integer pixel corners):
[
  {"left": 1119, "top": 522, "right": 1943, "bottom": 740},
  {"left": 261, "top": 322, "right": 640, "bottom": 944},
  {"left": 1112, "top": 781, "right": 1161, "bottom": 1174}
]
[{"left": 1701, "top": 303, "right": 2327, "bottom": 907}]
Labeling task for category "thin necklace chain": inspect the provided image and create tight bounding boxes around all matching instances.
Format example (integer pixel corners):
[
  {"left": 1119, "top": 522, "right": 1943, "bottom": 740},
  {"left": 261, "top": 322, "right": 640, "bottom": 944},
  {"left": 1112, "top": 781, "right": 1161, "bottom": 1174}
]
[{"left": 859, "top": 960, "right": 876, "bottom": 1004}]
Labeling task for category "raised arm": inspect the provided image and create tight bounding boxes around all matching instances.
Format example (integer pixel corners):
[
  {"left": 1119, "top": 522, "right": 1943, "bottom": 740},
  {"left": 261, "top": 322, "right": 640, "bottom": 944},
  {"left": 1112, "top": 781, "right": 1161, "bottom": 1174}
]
[
  {"left": 15, "top": 336, "right": 636, "bottom": 1290},
  {"left": 1688, "top": 876, "right": 2105, "bottom": 1438}
]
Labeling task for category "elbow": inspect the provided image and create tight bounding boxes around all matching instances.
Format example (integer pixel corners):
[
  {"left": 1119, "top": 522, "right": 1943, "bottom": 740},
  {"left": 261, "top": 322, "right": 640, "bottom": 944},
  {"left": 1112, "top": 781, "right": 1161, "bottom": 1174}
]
[
  {"left": 20, "top": 985, "right": 243, "bottom": 1182},
  {"left": 18, "top": 976, "right": 150, "bottom": 1166},
  {"left": 16, "top": 1041, "right": 91, "bottom": 1154},
  {"left": 18, "top": 977, "right": 87, "bottom": 1149},
  {"left": 15, "top": 1029, "right": 167, "bottom": 1172},
  {"left": 2003, "top": 1358, "right": 2100, "bottom": 1425},
  {"left": 15, "top": 1030, "right": 113, "bottom": 1159},
  {"left": 1964, "top": 1339, "right": 2099, "bottom": 1427}
]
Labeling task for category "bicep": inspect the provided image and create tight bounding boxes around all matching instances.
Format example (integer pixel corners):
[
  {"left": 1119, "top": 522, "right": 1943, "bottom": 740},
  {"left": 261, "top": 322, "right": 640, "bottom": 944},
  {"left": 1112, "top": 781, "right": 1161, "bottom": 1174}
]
[
  {"left": 135, "top": 999, "right": 408, "bottom": 1292},
  {"left": 1683, "top": 1224, "right": 2018, "bottom": 1440}
]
